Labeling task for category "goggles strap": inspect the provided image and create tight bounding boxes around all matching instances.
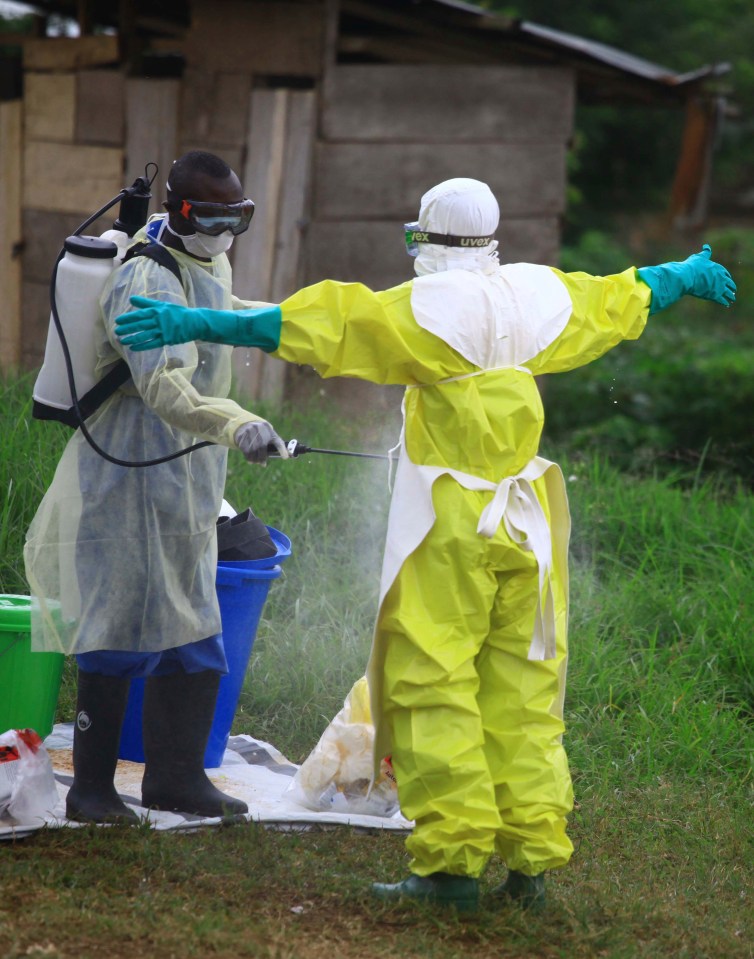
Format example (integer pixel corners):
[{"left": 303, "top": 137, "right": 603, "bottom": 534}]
[{"left": 406, "top": 229, "right": 495, "bottom": 249}]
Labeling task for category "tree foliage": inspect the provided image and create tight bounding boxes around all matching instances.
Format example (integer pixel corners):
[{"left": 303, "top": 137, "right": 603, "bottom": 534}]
[{"left": 482, "top": 0, "right": 754, "bottom": 233}]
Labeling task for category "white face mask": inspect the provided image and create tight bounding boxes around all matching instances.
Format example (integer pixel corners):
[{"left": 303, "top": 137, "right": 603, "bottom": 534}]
[
  {"left": 180, "top": 230, "right": 234, "bottom": 259},
  {"left": 165, "top": 221, "right": 234, "bottom": 259}
]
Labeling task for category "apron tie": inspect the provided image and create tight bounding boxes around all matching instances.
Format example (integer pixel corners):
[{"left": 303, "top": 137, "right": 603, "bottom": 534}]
[{"left": 477, "top": 474, "right": 556, "bottom": 661}]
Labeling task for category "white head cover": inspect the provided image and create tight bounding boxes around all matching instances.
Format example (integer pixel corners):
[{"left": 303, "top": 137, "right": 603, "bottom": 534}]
[
  {"left": 414, "top": 178, "right": 500, "bottom": 277},
  {"left": 410, "top": 178, "right": 572, "bottom": 369}
]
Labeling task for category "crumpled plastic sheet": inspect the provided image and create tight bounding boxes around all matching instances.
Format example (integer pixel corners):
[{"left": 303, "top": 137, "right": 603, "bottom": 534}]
[
  {"left": 286, "top": 677, "right": 400, "bottom": 818},
  {"left": 0, "top": 723, "right": 412, "bottom": 841}
]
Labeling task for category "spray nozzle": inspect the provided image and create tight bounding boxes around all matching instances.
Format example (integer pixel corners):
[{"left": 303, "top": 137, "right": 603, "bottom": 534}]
[{"left": 266, "top": 439, "right": 388, "bottom": 461}]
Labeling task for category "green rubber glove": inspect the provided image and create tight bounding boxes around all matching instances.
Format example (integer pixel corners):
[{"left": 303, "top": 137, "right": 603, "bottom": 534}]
[
  {"left": 637, "top": 244, "right": 736, "bottom": 315},
  {"left": 115, "top": 296, "right": 282, "bottom": 352}
]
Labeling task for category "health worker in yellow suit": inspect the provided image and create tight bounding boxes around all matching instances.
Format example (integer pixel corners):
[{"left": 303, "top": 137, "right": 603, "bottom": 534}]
[{"left": 114, "top": 178, "right": 736, "bottom": 912}]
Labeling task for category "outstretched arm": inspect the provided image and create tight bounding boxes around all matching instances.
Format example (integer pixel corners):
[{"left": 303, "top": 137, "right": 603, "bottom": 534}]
[
  {"left": 116, "top": 278, "right": 476, "bottom": 386},
  {"left": 116, "top": 295, "right": 284, "bottom": 352},
  {"left": 528, "top": 245, "right": 736, "bottom": 375}
]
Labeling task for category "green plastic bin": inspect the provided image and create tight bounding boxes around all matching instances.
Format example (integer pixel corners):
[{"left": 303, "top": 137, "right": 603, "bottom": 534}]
[{"left": 0, "top": 595, "right": 64, "bottom": 739}]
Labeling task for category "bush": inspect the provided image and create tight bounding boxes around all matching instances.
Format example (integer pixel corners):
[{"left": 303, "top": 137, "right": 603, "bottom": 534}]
[{"left": 545, "top": 228, "right": 754, "bottom": 480}]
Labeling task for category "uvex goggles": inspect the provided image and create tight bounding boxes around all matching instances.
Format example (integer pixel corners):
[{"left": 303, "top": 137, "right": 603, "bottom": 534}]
[
  {"left": 404, "top": 221, "right": 495, "bottom": 257},
  {"left": 168, "top": 196, "right": 255, "bottom": 236}
]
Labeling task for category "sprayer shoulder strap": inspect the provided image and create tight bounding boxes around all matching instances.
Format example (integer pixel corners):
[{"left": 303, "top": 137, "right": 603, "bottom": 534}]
[
  {"left": 122, "top": 241, "right": 184, "bottom": 286},
  {"left": 79, "top": 244, "right": 185, "bottom": 419}
]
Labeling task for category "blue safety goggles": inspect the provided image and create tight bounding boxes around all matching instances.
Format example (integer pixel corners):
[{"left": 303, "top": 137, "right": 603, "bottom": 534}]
[{"left": 404, "top": 221, "right": 495, "bottom": 257}]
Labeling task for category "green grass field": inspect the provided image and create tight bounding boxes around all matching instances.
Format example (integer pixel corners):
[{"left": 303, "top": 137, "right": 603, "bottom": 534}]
[{"left": 1, "top": 374, "right": 752, "bottom": 959}]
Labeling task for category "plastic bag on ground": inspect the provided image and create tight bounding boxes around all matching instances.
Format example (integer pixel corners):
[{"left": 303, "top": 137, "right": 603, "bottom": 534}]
[
  {"left": 0, "top": 728, "right": 59, "bottom": 824},
  {"left": 286, "top": 677, "right": 400, "bottom": 818}
]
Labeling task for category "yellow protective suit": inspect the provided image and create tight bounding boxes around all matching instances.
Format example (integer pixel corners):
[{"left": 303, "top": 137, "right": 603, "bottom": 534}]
[
  {"left": 271, "top": 261, "right": 650, "bottom": 879},
  {"left": 25, "top": 225, "right": 262, "bottom": 655}
]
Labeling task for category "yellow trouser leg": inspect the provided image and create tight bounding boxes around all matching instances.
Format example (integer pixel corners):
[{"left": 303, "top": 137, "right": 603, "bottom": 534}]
[
  {"left": 478, "top": 498, "right": 573, "bottom": 875},
  {"left": 379, "top": 479, "right": 503, "bottom": 878}
]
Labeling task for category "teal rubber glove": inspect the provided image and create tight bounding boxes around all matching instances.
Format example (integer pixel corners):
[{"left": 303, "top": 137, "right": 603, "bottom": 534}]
[
  {"left": 115, "top": 296, "right": 282, "bottom": 352},
  {"left": 637, "top": 244, "right": 736, "bottom": 315}
]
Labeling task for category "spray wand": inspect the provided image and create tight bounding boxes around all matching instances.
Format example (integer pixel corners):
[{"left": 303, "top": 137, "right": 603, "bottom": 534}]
[{"left": 269, "top": 439, "right": 389, "bottom": 461}]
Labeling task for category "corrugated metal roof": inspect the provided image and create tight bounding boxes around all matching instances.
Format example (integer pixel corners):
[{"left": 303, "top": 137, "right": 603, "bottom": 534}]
[
  {"left": 7, "top": 0, "right": 731, "bottom": 94},
  {"left": 428, "top": 0, "right": 729, "bottom": 88},
  {"left": 516, "top": 20, "right": 729, "bottom": 87}
]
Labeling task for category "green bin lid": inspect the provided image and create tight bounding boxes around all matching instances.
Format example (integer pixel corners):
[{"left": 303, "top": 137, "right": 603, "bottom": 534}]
[{"left": 0, "top": 595, "right": 32, "bottom": 633}]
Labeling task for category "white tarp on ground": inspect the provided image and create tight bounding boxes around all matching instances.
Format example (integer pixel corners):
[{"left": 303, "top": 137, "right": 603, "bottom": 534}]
[{"left": 0, "top": 723, "right": 413, "bottom": 841}]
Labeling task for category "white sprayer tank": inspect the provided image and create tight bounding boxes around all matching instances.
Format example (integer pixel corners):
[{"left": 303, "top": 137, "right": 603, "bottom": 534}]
[{"left": 32, "top": 234, "right": 124, "bottom": 412}]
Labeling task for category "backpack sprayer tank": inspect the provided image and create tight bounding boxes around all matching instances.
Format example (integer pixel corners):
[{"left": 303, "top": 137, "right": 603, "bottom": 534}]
[{"left": 32, "top": 176, "right": 153, "bottom": 427}]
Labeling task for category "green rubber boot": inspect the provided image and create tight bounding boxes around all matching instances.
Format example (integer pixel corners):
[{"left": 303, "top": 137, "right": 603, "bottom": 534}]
[
  {"left": 372, "top": 872, "right": 479, "bottom": 913},
  {"left": 490, "top": 870, "right": 546, "bottom": 910}
]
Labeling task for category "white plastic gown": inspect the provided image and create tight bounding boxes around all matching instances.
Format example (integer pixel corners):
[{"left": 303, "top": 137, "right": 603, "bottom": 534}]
[
  {"left": 270, "top": 180, "right": 651, "bottom": 879},
  {"left": 25, "top": 228, "right": 260, "bottom": 655}
]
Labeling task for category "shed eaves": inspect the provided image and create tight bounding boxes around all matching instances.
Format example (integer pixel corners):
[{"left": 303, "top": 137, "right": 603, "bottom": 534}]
[{"left": 426, "top": 0, "right": 729, "bottom": 89}]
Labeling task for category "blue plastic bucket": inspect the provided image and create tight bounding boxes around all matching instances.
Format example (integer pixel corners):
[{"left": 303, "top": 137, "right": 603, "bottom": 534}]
[{"left": 118, "top": 527, "right": 289, "bottom": 767}]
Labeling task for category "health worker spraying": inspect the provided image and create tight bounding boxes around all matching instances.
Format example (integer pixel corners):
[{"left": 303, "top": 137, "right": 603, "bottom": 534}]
[
  {"left": 25, "top": 151, "right": 288, "bottom": 825},
  {"left": 115, "top": 177, "right": 736, "bottom": 908}
]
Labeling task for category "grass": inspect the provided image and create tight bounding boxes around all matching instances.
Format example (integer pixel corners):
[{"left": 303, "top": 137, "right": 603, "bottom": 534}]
[{"left": 1, "top": 373, "right": 752, "bottom": 958}]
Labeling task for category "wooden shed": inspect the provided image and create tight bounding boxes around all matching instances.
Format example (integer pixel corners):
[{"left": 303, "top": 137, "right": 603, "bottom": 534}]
[{"left": 0, "top": 0, "right": 728, "bottom": 409}]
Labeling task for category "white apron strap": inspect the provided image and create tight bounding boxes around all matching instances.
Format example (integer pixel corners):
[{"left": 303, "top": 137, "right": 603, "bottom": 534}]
[{"left": 476, "top": 460, "right": 557, "bottom": 661}]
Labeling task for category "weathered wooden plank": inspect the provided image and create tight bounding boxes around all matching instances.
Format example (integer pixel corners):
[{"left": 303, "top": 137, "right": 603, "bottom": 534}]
[
  {"left": 23, "top": 35, "right": 119, "bottom": 71},
  {"left": 322, "top": 65, "right": 574, "bottom": 142},
  {"left": 496, "top": 217, "right": 562, "bottom": 266},
  {"left": 304, "top": 217, "right": 561, "bottom": 289},
  {"left": 257, "top": 90, "right": 317, "bottom": 404},
  {"left": 0, "top": 101, "right": 23, "bottom": 370},
  {"left": 210, "top": 73, "right": 252, "bottom": 147},
  {"left": 75, "top": 69, "right": 124, "bottom": 145},
  {"left": 21, "top": 280, "right": 50, "bottom": 370},
  {"left": 304, "top": 221, "right": 417, "bottom": 290},
  {"left": 24, "top": 72, "right": 75, "bottom": 142},
  {"left": 125, "top": 78, "right": 180, "bottom": 211},
  {"left": 22, "top": 209, "right": 112, "bottom": 283},
  {"left": 314, "top": 142, "right": 568, "bottom": 219},
  {"left": 23, "top": 141, "right": 123, "bottom": 214},
  {"left": 321, "top": 0, "right": 340, "bottom": 79},
  {"left": 179, "top": 69, "right": 249, "bottom": 162},
  {"left": 270, "top": 90, "right": 316, "bottom": 301},
  {"left": 234, "top": 88, "right": 288, "bottom": 301},
  {"left": 232, "top": 87, "right": 289, "bottom": 402},
  {"left": 179, "top": 67, "right": 215, "bottom": 144},
  {"left": 232, "top": 88, "right": 316, "bottom": 403},
  {"left": 186, "top": 0, "right": 325, "bottom": 76}
]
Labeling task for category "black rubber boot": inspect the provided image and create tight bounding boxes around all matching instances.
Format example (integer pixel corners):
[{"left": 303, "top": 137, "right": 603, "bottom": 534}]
[
  {"left": 490, "top": 870, "right": 546, "bottom": 910},
  {"left": 65, "top": 671, "right": 139, "bottom": 824},
  {"left": 141, "top": 669, "right": 248, "bottom": 817},
  {"left": 372, "top": 872, "right": 479, "bottom": 913}
]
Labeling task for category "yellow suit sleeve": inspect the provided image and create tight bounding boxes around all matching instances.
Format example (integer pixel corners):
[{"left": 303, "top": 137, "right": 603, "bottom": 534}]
[
  {"left": 527, "top": 267, "right": 652, "bottom": 375},
  {"left": 275, "top": 278, "right": 475, "bottom": 384}
]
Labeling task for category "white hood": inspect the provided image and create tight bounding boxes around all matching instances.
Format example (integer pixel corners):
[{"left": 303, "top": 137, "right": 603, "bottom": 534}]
[{"left": 414, "top": 178, "right": 500, "bottom": 277}]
